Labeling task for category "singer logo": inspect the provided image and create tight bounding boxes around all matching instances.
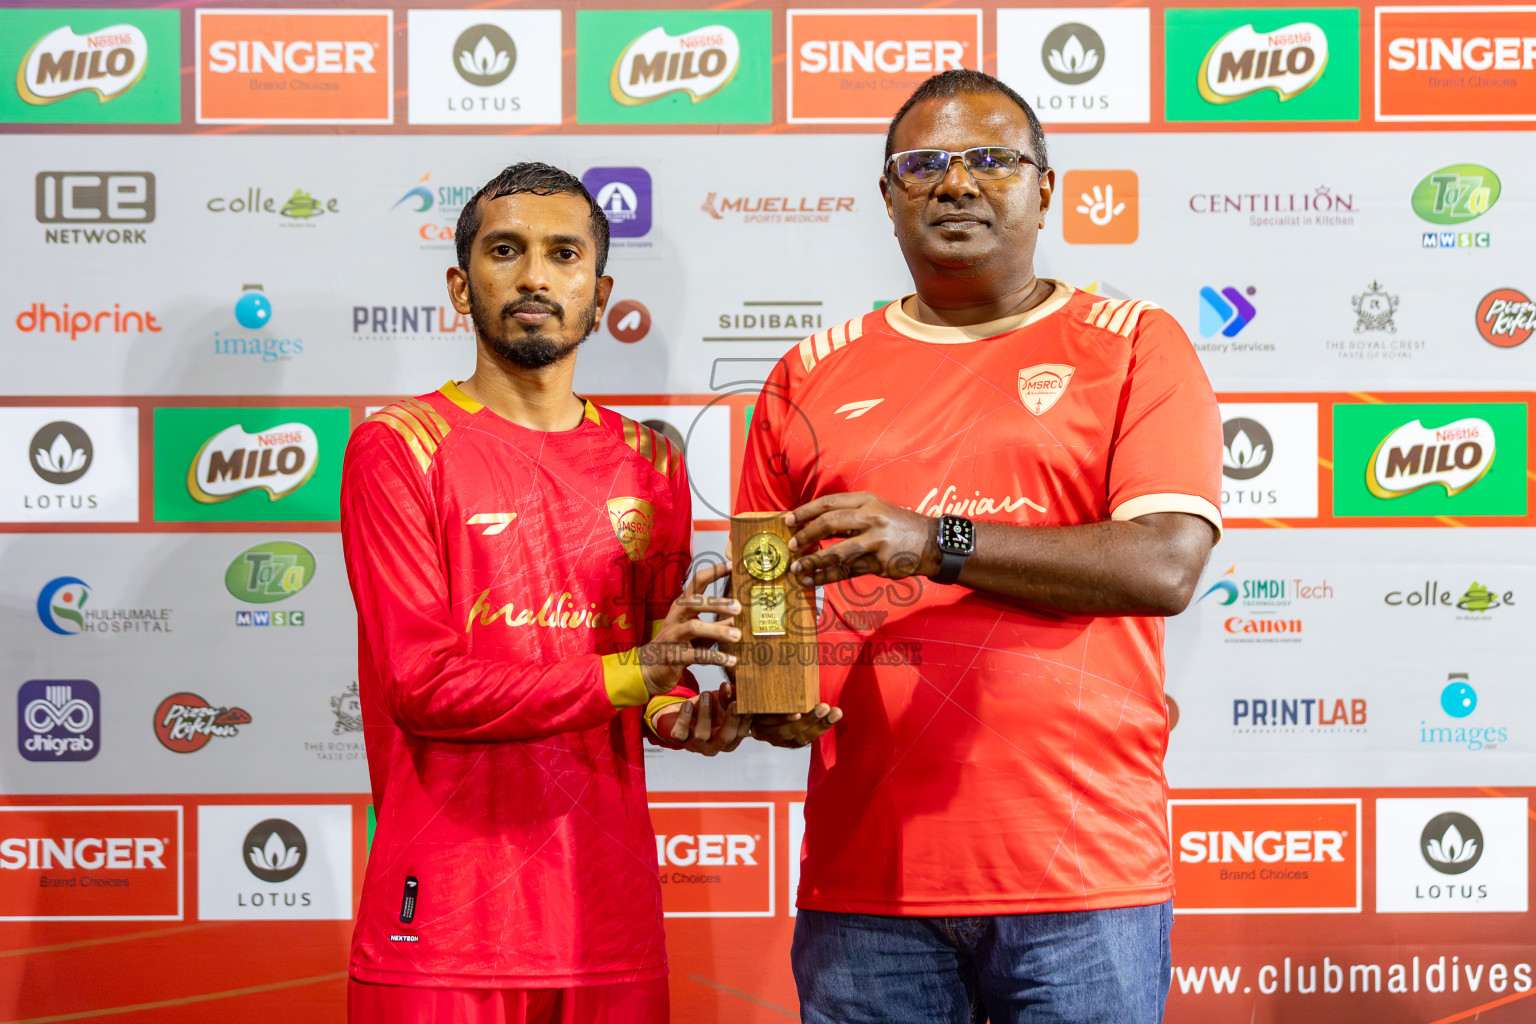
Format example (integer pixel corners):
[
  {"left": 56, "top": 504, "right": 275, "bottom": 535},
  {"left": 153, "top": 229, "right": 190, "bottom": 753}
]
[
  {"left": 1378, "top": 8, "right": 1536, "bottom": 120},
  {"left": 787, "top": 10, "right": 982, "bottom": 123},
  {"left": 0, "top": 806, "right": 182, "bottom": 920},
  {"left": 1170, "top": 799, "right": 1361, "bottom": 913},
  {"left": 188, "top": 423, "right": 320, "bottom": 504},
  {"left": 651, "top": 803, "right": 773, "bottom": 917},
  {"left": 196, "top": 10, "right": 393, "bottom": 124}
]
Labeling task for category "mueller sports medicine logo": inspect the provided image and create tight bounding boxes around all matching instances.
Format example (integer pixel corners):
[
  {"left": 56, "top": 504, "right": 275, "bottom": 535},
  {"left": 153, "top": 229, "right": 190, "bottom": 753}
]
[
  {"left": 1376, "top": 798, "right": 1528, "bottom": 913},
  {"left": 0, "top": 806, "right": 182, "bottom": 921},
  {"left": 35, "top": 172, "right": 153, "bottom": 245},
  {"left": 1170, "top": 799, "right": 1361, "bottom": 913},
  {"left": 18, "top": 23, "right": 148, "bottom": 106},
  {"left": 196, "top": 9, "right": 392, "bottom": 124},
  {"left": 1199, "top": 21, "right": 1329, "bottom": 103},
  {"left": 610, "top": 25, "right": 740, "bottom": 105},
  {"left": 18, "top": 681, "right": 100, "bottom": 762},
  {"left": 1367, "top": 417, "right": 1494, "bottom": 499},
  {"left": 188, "top": 423, "right": 319, "bottom": 504},
  {"left": 701, "top": 192, "right": 854, "bottom": 225},
  {"left": 1477, "top": 288, "right": 1534, "bottom": 348},
  {"left": 1378, "top": 7, "right": 1536, "bottom": 121}
]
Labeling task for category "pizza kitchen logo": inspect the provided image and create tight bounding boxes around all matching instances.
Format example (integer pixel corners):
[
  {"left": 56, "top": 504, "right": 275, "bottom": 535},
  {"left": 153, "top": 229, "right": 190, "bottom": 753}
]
[
  {"left": 153, "top": 692, "right": 250, "bottom": 753},
  {"left": 187, "top": 422, "right": 320, "bottom": 504},
  {"left": 1477, "top": 288, "right": 1533, "bottom": 348}
]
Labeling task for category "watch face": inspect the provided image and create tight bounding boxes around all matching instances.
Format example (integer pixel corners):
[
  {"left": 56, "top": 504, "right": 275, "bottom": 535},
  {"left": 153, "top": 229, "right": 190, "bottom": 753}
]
[{"left": 938, "top": 516, "right": 975, "bottom": 552}]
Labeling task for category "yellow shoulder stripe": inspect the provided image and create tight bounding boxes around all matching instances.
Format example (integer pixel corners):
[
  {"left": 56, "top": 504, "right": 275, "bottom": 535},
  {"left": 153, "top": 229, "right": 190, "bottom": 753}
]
[
  {"left": 1085, "top": 298, "right": 1161, "bottom": 339},
  {"left": 617, "top": 414, "right": 674, "bottom": 478},
  {"left": 798, "top": 315, "right": 866, "bottom": 374},
  {"left": 364, "top": 397, "right": 455, "bottom": 474}
]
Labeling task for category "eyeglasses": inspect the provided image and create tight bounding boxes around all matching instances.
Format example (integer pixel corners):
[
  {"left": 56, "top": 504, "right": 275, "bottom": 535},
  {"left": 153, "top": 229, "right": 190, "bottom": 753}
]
[{"left": 885, "top": 146, "right": 1038, "bottom": 186}]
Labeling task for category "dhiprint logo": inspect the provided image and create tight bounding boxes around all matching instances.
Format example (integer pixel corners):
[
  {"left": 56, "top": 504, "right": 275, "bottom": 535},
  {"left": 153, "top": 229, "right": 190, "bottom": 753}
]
[
  {"left": 1199, "top": 286, "right": 1257, "bottom": 338},
  {"left": 30, "top": 421, "right": 92, "bottom": 485},
  {"left": 36, "top": 576, "right": 90, "bottom": 635},
  {"left": 453, "top": 24, "right": 515, "bottom": 86},
  {"left": 582, "top": 167, "right": 652, "bottom": 239},
  {"left": 153, "top": 693, "right": 250, "bottom": 753},
  {"left": 1352, "top": 282, "right": 1399, "bottom": 333},
  {"left": 18, "top": 680, "right": 100, "bottom": 762},
  {"left": 1376, "top": 798, "right": 1528, "bottom": 913},
  {"left": 1199, "top": 21, "right": 1329, "bottom": 103},
  {"left": 1477, "top": 288, "right": 1533, "bottom": 348},
  {"left": 19, "top": 23, "right": 149, "bottom": 106},
  {"left": 1222, "top": 417, "right": 1273, "bottom": 480},
  {"left": 1062, "top": 170, "right": 1138, "bottom": 244},
  {"left": 1412, "top": 165, "right": 1500, "bottom": 225},
  {"left": 243, "top": 819, "right": 306, "bottom": 883},
  {"left": 1421, "top": 812, "right": 1483, "bottom": 874},
  {"left": 1043, "top": 23, "right": 1104, "bottom": 85}
]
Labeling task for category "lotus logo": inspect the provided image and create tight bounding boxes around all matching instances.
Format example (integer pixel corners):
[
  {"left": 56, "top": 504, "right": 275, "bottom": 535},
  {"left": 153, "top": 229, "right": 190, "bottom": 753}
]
[
  {"left": 243, "top": 818, "right": 307, "bottom": 883},
  {"left": 36, "top": 576, "right": 90, "bottom": 635},
  {"left": 1411, "top": 165, "right": 1500, "bottom": 225},
  {"left": 610, "top": 26, "right": 741, "bottom": 105},
  {"left": 1198, "top": 22, "right": 1328, "bottom": 103},
  {"left": 1221, "top": 417, "right": 1272, "bottom": 480},
  {"left": 1420, "top": 812, "right": 1483, "bottom": 875},
  {"left": 1042, "top": 23, "right": 1104, "bottom": 85},
  {"left": 453, "top": 24, "right": 516, "bottom": 87},
  {"left": 29, "top": 421, "right": 93, "bottom": 485},
  {"left": 1367, "top": 417, "right": 1494, "bottom": 499}
]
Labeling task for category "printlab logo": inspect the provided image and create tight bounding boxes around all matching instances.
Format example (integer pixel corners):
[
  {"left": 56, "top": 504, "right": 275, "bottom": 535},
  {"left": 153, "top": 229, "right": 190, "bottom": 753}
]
[
  {"left": 153, "top": 692, "right": 250, "bottom": 753},
  {"left": 244, "top": 819, "right": 307, "bottom": 883},
  {"left": 35, "top": 172, "right": 154, "bottom": 245},
  {"left": 18, "top": 680, "right": 100, "bottom": 762},
  {"left": 1222, "top": 417, "right": 1272, "bottom": 480},
  {"left": 454, "top": 24, "right": 514, "bottom": 86},
  {"left": 1476, "top": 288, "right": 1533, "bottom": 348},
  {"left": 1413, "top": 164, "right": 1498, "bottom": 249},
  {"left": 582, "top": 167, "right": 652, "bottom": 240},
  {"left": 1061, "top": 170, "right": 1138, "bottom": 244},
  {"left": 606, "top": 299, "right": 652, "bottom": 344},
  {"left": 1043, "top": 23, "right": 1103, "bottom": 84},
  {"left": 29, "top": 421, "right": 92, "bottom": 485},
  {"left": 1199, "top": 285, "right": 1257, "bottom": 337},
  {"left": 36, "top": 576, "right": 90, "bottom": 635},
  {"left": 1421, "top": 813, "right": 1483, "bottom": 875}
]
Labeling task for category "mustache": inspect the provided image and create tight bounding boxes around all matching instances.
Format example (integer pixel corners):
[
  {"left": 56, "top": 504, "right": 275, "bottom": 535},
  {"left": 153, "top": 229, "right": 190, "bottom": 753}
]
[{"left": 501, "top": 295, "right": 565, "bottom": 321}]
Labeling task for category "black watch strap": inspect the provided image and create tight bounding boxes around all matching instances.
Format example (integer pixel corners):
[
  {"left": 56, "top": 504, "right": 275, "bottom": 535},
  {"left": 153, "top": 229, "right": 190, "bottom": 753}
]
[{"left": 935, "top": 549, "right": 968, "bottom": 586}]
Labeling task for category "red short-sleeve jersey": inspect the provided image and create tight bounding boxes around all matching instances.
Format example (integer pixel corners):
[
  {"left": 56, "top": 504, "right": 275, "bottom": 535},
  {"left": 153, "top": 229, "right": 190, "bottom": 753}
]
[{"left": 737, "top": 281, "right": 1222, "bottom": 916}]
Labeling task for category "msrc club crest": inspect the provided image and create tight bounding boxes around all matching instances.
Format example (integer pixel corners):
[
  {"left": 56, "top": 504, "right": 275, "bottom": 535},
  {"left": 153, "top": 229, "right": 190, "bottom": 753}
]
[{"left": 606, "top": 497, "right": 655, "bottom": 562}]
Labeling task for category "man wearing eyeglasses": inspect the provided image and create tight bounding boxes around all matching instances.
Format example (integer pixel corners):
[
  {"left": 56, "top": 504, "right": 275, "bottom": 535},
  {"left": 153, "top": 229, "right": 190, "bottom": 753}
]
[{"left": 736, "top": 70, "right": 1222, "bottom": 1023}]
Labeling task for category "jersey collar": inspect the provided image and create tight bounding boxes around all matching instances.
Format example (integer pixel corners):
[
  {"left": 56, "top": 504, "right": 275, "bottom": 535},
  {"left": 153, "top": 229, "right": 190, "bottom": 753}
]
[
  {"left": 440, "top": 381, "right": 601, "bottom": 427},
  {"left": 884, "top": 279, "right": 1074, "bottom": 344}
]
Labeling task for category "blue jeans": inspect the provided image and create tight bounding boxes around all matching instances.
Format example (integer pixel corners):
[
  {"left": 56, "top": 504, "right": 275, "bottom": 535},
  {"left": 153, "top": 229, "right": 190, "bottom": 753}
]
[{"left": 792, "top": 902, "right": 1173, "bottom": 1024}]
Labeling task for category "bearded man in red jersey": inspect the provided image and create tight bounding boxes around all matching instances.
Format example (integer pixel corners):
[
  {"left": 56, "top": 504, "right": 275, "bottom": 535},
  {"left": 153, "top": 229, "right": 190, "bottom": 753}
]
[
  {"left": 341, "top": 162, "right": 748, "bottom": 1024},
  {"left": 737, "top": 71, "right": 1223, "bottom": 1023}
]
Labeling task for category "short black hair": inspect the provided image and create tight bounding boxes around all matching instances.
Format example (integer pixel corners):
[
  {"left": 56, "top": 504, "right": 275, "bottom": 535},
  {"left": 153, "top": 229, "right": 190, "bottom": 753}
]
[
  {"left": 884, "top": 69, "right": 1048, "bottom": 171},
  {"left": 455, "top": 161, "right": 610, "bottom": 277}
]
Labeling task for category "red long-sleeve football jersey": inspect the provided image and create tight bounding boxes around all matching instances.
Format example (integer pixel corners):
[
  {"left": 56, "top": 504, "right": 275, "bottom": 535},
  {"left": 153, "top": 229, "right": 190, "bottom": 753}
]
[{"left": 340, "top": 382, "right": 695, "bottom": 988}]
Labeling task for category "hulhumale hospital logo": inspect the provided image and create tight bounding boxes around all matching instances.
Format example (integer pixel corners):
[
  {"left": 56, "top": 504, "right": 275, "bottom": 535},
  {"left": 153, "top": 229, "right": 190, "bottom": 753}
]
[{"left": 36, "top": 576, "right": 91, "bottom": 635}]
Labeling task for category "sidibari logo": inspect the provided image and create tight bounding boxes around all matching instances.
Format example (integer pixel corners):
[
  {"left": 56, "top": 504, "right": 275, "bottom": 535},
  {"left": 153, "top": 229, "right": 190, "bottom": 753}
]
[
  {"left": 29, "top": 421, "right": 92, "bottom": 485},
  {"left": 225, "top": 541, "right": 315, "bottom": 604},
  {"left": 1198, "top": 21, "right": 1328, "bottom": 103},
  {"left": 188, "top": 423, "right": 319, "bottom": 503},
  {"left": 610, "top": 26, "right": 740, "bottom": 105},
  {"left": 1421, "top": 812, "right": 1483, "bottom": 875},
  {"left": 1477, "top": 288, "right": 1534, "bottom": 348},
  {"left": 243, "top": 819, "right": 306, "bottom": 883},
  {"left": 1411, "top": 165, "right": 1500, "bottom": 225},
  {"left": 1367, "top": 417, "right": 1493, "bottom": 499},
  {"left": 19, "top": 23, "right": 149, "bottom": 106}
]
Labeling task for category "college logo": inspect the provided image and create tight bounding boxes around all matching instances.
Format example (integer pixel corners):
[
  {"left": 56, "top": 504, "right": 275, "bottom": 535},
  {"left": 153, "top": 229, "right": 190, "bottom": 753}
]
[
  {"left": 1412, "top": 164, "right": 1500, "bottom": 226},
  {"left": 29, "top": 421, "right": 92, "bottom": 485},
  {"left": 198, "top": 805, "right": 352, "bottom": 920},
  {"left": 1476, "top": 288, "right": 1533, "bottom": 348},
  {"left": 1352, "top": 281, "right": 1398, "bottom": 333},
  {"left": 1217, "top": 404, "right": 1318, "bottom": 518},
  {"left": 0, "top": 806, "right": 182, "bottom": 921},
  {"left": 6, "top": 407, "right": 138, "bottom": 523},
  {"left": 196, "top": 9, "right": 392, "bottom": 124},
  {"left": 1169, "top": 799, "right": 1361, "bottom": 913},
  {"left": 652, "top": 803, "right": 774, "bottom": 917},
  {"left": 1017, "top": 364, "right": 1075, "bottom": 415},
  {"left": 153, "top": 692, "right": 250, "bottom": 753},
  {"left": 153, "top": 408, "right": 348, "bottom": 523},
  {"left": 35, "top": 171, "right": 154, "bottom": 245},
  {"left": 606, "top": 299, "right": 652, "bottom": 344},
  {"left": 406, "top": 11, "right": 560, "bottom": 125},
  {"left": 996, "top": 9, "right": 1151, "bottom": 123},
  {"left": 1164, "top": 9, "right": 1359, "bottom": 122},
  {"left": 1376, "top": 798, "right": 1528, "bottom": 913},
  {"left": 226, "top": 541, "right": 314, "bottom": 604},
  {"left": 18, "top": 680, "right": 99, "bottom": 762},
  {"left": 205, "top": 187, "right": 339, "bottom": 224},
  {"left": 583, "top": 167, "right": 652, "bottom": 239},
  {"left": 1384, "top": 580, "right": 1517, "bottom": 618},
  {"left": 577, "top": 11, "right": 770, "bottom": 124},
  {"left": 1199, "top": 285, "right": 1257, "bottom": 338},
  {"left": 1062, "top": 170, "right": 1138, "bottom": 243},
  {"left": 1378, "top": 7, "right": 1536, "bottom": 121},
  {"left": 2, "top": 11, "right": 179, "bottom": 124}
]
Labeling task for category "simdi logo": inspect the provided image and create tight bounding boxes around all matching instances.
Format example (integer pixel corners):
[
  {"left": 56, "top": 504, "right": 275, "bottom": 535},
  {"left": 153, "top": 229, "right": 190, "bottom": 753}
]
[
  {"left": 1169, "top": 799, "right": 1361, "bottom": 913},
  {"left": 1378, "top": 7, "right": 1536, "bottom": 121},
  {"left": 0, "top": 806, "right": 182, "bottom": 921},
  {"left": 196, "top": 9, "right": 393, "bottom": 124},
  {"left": 0, "top": 10, "right": 180, "bottom": 124},
  {"left": 651, "top": 803, "right": 773, "bottom": 917},
  {"left": 787, "top": 9, "right": 982, "bottom": 123}
]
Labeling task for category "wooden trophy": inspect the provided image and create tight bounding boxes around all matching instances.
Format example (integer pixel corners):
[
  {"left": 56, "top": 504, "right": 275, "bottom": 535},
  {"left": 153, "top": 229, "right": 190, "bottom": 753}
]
[{"left": 729, "top": 511, "right": 820, "bottom": 715}]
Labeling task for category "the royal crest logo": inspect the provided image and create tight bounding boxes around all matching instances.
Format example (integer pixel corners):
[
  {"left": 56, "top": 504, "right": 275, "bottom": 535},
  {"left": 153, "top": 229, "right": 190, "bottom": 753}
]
[
  {"left": 19, "top": 23, "right": 150, "bottom": 106},
  {"left": 606, "top": 496, "right": 655, "bottom": 562},
  {"left": 1352, "top": 281, "right": 1399, "bottom": 333},
  {"left": 1367, "top": 418, "right": 1495, "bottom": 499},
  {"left": 1017, "top": 364, "right": 1076, "bottom": 415},
  {"left": 331, "top": 681, "right": 362, "bottom": 735},
  {"left": 609, "top": 26, "right": 740, "bottom": 105},
  {"left": 187, "top": 423, "right": 320, "bottom": 504},
  {"left": 1198, "top": 22, "right": 1328, "bottom": 103}
]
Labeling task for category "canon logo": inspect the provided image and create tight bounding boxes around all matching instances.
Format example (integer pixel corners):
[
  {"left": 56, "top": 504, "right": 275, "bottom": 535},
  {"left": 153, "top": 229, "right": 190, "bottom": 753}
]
[
  {"left": 798, "top": 40, "right": 965, "bottom": 74},
  {"left": 207, "top": 40, "right": 377, "bottom": 75},
  {"left": 655, "top": 833, "right": 757, "bottom": 867},
  {"left": 1179, "top": 829, "right": 1346, "bottom": 864},
  {"left": 0, "top": 836, "right": 166, "bottom": 870},
  {"left": 1387, "top": 36, "right": 1536, "bottom": 71}
]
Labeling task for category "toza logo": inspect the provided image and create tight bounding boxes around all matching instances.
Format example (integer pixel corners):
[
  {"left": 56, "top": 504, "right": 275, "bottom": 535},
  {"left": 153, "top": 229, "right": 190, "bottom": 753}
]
[
  {"left": 188, "top": 422, "right": 320, "bottom": 503},
  {"left": 1222, "top": 417, "right": 1273, "bottom": 480},
  {"left": 1367, "top": 417, "right": 1494, "bottom": 499},
  {"left": 1198, "top": 21, "right": 1329, "bottom": 103},
  {"left": 1411, "top": 164, "right": 1500, "bottom": 225},
  {"left": 243, "top": 819, "right": 307, "bottom": 883},
  {"left": 29, "top": 421, "right": 92, "bottom": 485},
  {"left": 19, "top": 23, "right": 150, "bottom": 106},
  {"left": 1042, "top": 23, "right": 1104, "bottom": 85},
  {"left": 454, "top": 24, "right": 515, "bottom": 86},
  {"left": 1017, "top": 364, "right": 1075, "bottom": 415},
  {"left": 610, "top": 26, "right": 740, "bottom": 105},
  {"left": 1352, "top": 281, "right": 1399, "bottom": 333},
  {"left": 225, "top": 541, "right": 315, "bottom": 603},
  {"left": 1421, "top": 812, "right": 1483, "bottom": 875}
]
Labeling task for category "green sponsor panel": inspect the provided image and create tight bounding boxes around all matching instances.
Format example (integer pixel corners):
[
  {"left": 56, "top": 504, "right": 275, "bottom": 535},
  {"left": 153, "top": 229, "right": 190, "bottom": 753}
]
[
  {"left": 154, "top": 407, "right": 349, "bottom": 522},
  {"left": 1333, "top": 403, "right": 1527, "bottom": 518},
  {"left": 0, "top": 9, "right": 180, "bottom": 124},
  {"left": 576, "top": 10, "right": 771, "bottom": 125},
  {"left": 1164, "top": 8, "right": 1359, "bottom": 122}
]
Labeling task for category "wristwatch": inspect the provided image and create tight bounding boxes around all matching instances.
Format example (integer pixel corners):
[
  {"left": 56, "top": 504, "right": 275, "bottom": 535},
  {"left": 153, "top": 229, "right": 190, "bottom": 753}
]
[{"left": 932, "top": 514, "right": 976, "bottom": 585}]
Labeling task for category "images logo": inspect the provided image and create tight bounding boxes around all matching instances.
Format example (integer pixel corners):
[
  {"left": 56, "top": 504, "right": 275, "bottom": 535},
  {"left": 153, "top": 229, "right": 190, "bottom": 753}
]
[
  {"left": 226, "top": 541, "right": 314, "bottom": 604},
  {"left": 1062, "top": 170, "right": 1138, "bottom": 244},
  {"left": 215, "top": 285, "right": 303, "bottom": 364},
  {"left": 1421, "top": 674, "right": 1507, "bottom": 752},
  {"left": 18, "top": 680, "right": 99, "bottom": 762},
  {"left": 0, "top": 10, "right": 179, "bottom": 124},
  {"left": 29, "top": 421, "right": 92, "bottom": 485},
  {"left": 1366, "top": 417, "right": 1494, "bottom": 499},
  {"left": 35, "top": 172, "right": 154, "bottom": 245},
  {"left": 153, "top": 692, "right": 250, "bottom": 753},
  {"left": 1442, "top": 676, "right": 1476, "bottom": 718},
  {"left": 787, "top": 10, "right": 981, "bottom": 123},
  {"left": 244, "top": 819, "right": 306, "bottom": 883},
  {"left": 583, "top": 167, "right": 652, "bottom": 239},
  {"left": 1164, "top": 8, "right": 1359, "bottom": 122},
  {"left": 1378, "top": 7, "right": 1536, "bottom": 121},
  {"left": 1477, "top": 288, "right": 1533, "bottom": 348},
  {"left": 234, "top": 285, "right": 271, "bottom": 329},
  {"left": 996, "top": 9, "right": 1151, "bottom": 123},
  {"left": 36, "top": 576, "right": 90, "bottom": 635},
  {"left": 1412, "top": 164, "right": 1500, "bottom": 225},
  {"left": 406, "top": 11, "right": 561, "bottom": 126},
  {"left": 1222, "top": 417, "right": 1272, "bottom": 479},
  {"left": 1199, "top": 285, "right": 1257, "bottom": 337},
  {"left": 196, "top": 9, "right": 392, "bottom": 124},
  {"left": 578, "top": 11, "right": 769, "bottom": 124}
]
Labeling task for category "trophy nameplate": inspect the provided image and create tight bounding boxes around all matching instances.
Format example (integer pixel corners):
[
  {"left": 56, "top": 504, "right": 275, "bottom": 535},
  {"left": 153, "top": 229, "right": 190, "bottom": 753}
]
[{"left": 729, "top": 511, "right": 820, "bottom": 715}]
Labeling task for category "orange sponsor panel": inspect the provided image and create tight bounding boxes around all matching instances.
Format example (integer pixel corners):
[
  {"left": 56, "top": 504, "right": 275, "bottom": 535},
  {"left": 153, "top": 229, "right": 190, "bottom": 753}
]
[
  {"left": 196, "top": 9, "right": 393, "bottom": 124},
  {"left": 652, "top": 802, "right": 773, "bottom": 917},
  {"left": 1062, "top": 170, "right": 1140, "bottom": 244},
  {"left": 787, "top": 9, "right": 983, "bottom": 123},
  {"left": 1170, "top": 799, "right": 1360, "bottom": 913},
  {"left": 0, "top": 806, "right": 182, "bottom": 920},
  {"left": 1377, "top": 6, "right": 1536, "bottom": 121}
]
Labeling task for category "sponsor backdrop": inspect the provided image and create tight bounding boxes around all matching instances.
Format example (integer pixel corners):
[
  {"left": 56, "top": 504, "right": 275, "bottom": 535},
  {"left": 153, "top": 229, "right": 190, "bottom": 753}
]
[{"left": 1, "top": 0, "right": 1533, "bottom": 1022}]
